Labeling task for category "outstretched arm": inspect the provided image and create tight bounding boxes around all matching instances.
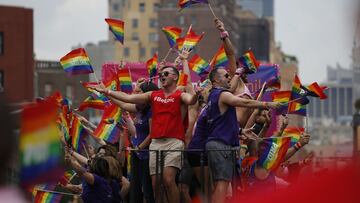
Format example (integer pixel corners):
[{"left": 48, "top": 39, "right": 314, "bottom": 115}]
[
  {"left": 110, "top": 97, "right": 138, "bottom": 113},
  {"left": 93, "top": 85, "right": 152, "bottom": 105},
  {"left": 284, "top": 133, "right": 310, "bottom": 161},
  {"left": 220, "top": 91, "right": 280, "bottom": 109}
]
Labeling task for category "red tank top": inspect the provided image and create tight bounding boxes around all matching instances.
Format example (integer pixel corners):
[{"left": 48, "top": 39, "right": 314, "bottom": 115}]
[{"left": 150, "top": 89, "right": 185, "bottom": 141}]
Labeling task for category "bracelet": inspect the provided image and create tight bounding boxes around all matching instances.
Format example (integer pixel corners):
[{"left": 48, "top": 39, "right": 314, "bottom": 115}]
[
  {"left": 294, "top": 142, "right": 302, "bottom": 151},
  {"left": 220, "top": 31, "right": 229, "bottom": 40}
]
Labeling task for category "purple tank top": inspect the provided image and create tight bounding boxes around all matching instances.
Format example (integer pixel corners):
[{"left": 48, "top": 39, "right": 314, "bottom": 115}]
[
  {"left": 206, "top": 88, "right": 239, "bottom": 146},
  {"left": 188, "top": 106, "right": 208, "bottom": 150}
]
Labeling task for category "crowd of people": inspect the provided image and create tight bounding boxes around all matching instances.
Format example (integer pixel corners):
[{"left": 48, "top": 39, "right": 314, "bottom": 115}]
[{"left": 51, "top": 18, "right": 314, "bottom": 203}]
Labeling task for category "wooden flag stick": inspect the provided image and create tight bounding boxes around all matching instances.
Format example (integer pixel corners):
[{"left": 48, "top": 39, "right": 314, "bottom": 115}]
[
  {"left": 256, "top": 82, "right": 267, "bottom": 101},
  {"left": 92, "top": 72, "right": 100, "bottom": 84},
  {"left": 82, "top": 143, "right": 90, "bottom": 159},
  {"left": 162, "top": 48, "right": 173, "bottom": 62},
  {"left": 208, "top": 3, "right": 217, "bottom": 18}
]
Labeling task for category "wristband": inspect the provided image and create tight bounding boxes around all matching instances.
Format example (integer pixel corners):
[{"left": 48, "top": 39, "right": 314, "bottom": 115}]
[
  {"left": 220, "top": 31, "right": 229, "bottom": 40},
  {"left": 294, "top": 142, "right": 302, "bottom": 151}
]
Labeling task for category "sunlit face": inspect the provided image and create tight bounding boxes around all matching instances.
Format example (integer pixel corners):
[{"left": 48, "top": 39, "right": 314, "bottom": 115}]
[
  {"left": 159, "top": 67, "right": 178, "bottom": 87},
  {"left": 216, "top": 69, "right": 231, "bottom": 89},
  {"left": 97, "top": 148, "right": 106, "bottom": 157}
]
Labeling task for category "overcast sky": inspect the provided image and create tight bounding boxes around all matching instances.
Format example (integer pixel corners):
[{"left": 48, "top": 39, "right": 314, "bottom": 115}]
[{"left": 0, "top": 0, "right": 355, "bottom": 83}]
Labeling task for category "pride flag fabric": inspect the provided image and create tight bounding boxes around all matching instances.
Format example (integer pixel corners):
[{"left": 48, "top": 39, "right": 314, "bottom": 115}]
[
  {"left": 288, "top": 101, "right": 307, "bottom": 116},
  {"left": 178, "top": 0, "right": 208, "bottom": 10},
  {"left": 210, "top": 45, "right": 228, "bottom": 68},
  {"left": 176, "top": 37, "right": 185, "bottom": 51},
  {"left": 288, "top": 75, "right": 309, "bottom": 116},
  {"left": 33, "top": 190, "right": 63, "bottom": 203},
  {"left": 118, "top": 68, "right": 133, "bottom": 93},
  {"left": 162, "top": 26, "right": 183, "bottom": 48},
  {"left": 188, "top": 54, "right": 210, "bottom": 76},
  {"left": 58, "top": 170, "right": 76, "bottom": 186},
  {"left": 238, "top": 51, "right": 260, "bottom": 74},
  {"left": 146, "top": 53, "right": 158, "bottom": 78},
  {"left": 283, "top": 127, "right": 304, "bottom": 147},
  {"left": 94, "top": 104, "right": 122, "bottom": 143},
  {"left": 257, "top": 136, "right": 291, "bottom": 171},
  {"left": 272, "top": 91, "right": 291, "bottom": 115},
  {"left": 105, "top": 18, "right": 124, "bottom": 44},
  {"left": 20, "top": 100, "right": 64, "bottom": 187},
  {"left": 60, "top": 48, "right": 94, "bottom": 76},
  {"left": 306, "top": 82, "right": 328, "bottom": 99},
  {"left": 70, "top": 116, "right": 87, "bottom": 152},
  {"left": 182, "top": 26, "right": 204, "bottom": 51},
  {"left": 177, "top": 73, "right": 188, "bottom": 86}
]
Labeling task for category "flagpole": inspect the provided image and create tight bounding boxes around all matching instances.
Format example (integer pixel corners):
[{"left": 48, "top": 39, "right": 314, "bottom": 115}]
[
  {"left": 287, "top": 97, "right": 304, "bottom": 104},
  {"left": 208, "top": 3, "right": 217, "bottom": 18},
  {"left": 305, "top": 116, "right": 309, "bottom": 134},
  {"left": 256, "top": 82, "right": 267, "bottom": 101},
  {"left": 68, "top": 172, "right": 77, "bottom": 184},
  {"left": 93, "top": 72, "right": 100, "bottom": 84},
  {"left": 82, "top": 143, "right": 90, "bottom": 159},
  {"left": 162, "top": 48, "right": 173, "bottom": 62},
  {"left": 34, "top": 188, "right": 79, "bottom": 196}
]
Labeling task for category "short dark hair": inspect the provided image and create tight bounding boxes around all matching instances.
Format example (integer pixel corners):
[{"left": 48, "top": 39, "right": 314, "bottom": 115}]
[
  {"left": 209, "top": 68, "right": 221, "bottom": 83},
  {"left": 89, "top": 156, "right": 110, "bottom": 179},
  {"left": 140, "top": 81, "right": 159, "bottom": 93},
  {"left": 160, "top": 66, "right": 179, "bottom": 78}
]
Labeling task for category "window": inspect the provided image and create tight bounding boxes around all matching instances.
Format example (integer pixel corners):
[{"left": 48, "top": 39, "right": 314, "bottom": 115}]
[
  {"left": 132, "top": 19, "right": 138, "bottom": 28},
  {"left": 0, "top": 70, "right": 4, "bottom": 92},
  {"left": 140, "top": 47, "right": 146, "bottom": 57},
  {"left": 139, "top": 3, "right": 145, "bottom": 12},
  {"left": 66, "top": 85, "right": 73, "bottom": 100},
  {"left": 149, "top": 18, "right": 158, "bottom": 28},
  {"left": 149, "top": 33, "right": 159, "bottom": 42},
  {"left": 113, "top": 3, "right": 119, "bottom": 11},
  {"left": 124, "top": 47, "right": 130, "bottom": 57},
  {"left": 153, "top": 3, "right": 160, "bottom": 12},
  {"left": 44, "top": 83, "right": 52, "bottom": 97},
  {"left": 0, "top": 32, "right": 3, "bottom": 55},
  {"left": 132, "top": 32, "right": 139, "bottom": 41},
  {"left": 179, "top": 16, "right": 185, "bottom": 25}
]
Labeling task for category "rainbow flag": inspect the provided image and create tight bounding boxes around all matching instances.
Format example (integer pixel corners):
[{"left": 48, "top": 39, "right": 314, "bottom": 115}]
[
  {"left": 60, "top": 48, "right": 94, "bottom": 76},
  {"left": 176, "top": 37, "right": 185, "bottom": 51},
  {"left": 57, "top": 113, "right": 71, "bottom": 142},
  {"left": 182, "top": 26, "right": 204, "bottom": 51},
  {"left": 292, "top": 75, "right": 302, "bottom": 94},
  {"left": 210, "top": 45, "right": 228, "bottom": 68},
  {"left": 257, "top": 136, "right": 291, "bottom": 171},
  {"left": 283, "top": 127, "right": 304, "bottom": 147},
  {"left": 177, "top": 72, "right": 188, "bottom": 86},
  {"left": 189, "top": 54, "right": 210, "bottom": 75},
  {"left": 288, "top": 101, "right": 307, "bottom": 116},
  {"left": 162, "top": 26, "right": 183, "bottom": 48},
  {"left": 78, "top": 94, "right": 108, "bottom": 111},
  {"left": 94, "top": 104, "right": 122, "bottom": 143},
  {"left": 238, "top": 51, "right": 260, "bottom": 74},
  {"left": 272, "top": 91, "right": 291, "bottom": 115},
  {"left": 178, "top": 0, "right": 208, "bottom": 10},
  {"left": 20, "top": 100, "right": 64, "bottom": 187},
  {"left": 306, "top": 82, "right": 328, "bottom": 99},
  {"left": 58, "top": 170, "right": 76, "bottom": 186},
  {"left": 33, "top": 190, "right": 63, "bottom": 203},
  {"left": 105, "top": 18, "right": 124, "bottom": 44},
  {"left": 70, "top": 116, "right": 87, "bottom": 152},
  {"left": 146, "top": 53, "right": 158, "bottom": 78},
  {"left": 118, "top": 68, "right": 133, "bottom": 93}
]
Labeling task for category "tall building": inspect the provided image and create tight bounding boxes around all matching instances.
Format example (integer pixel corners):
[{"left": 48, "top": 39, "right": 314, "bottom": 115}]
[
  {"left": 236, "top": 0, "right": 274, "bottom": 18},
  {"left": 0, "top": 6, "right": 34, "bottom": 103}
]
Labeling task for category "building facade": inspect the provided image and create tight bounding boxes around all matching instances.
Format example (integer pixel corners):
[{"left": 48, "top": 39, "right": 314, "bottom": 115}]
[
  {"left": 236, "top": 0, "right": 274, "bottom": 18},
  {"left": 35, "top": 60, "right": 89, "bottom": 108},
  {"left": 0, "top": 6, "right": 34, "bottom": 103}
]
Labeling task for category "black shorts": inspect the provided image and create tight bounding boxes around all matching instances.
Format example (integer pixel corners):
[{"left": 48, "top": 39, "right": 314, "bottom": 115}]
[{"left": 187, "top": 152, "right": 208, "bottom": 167}]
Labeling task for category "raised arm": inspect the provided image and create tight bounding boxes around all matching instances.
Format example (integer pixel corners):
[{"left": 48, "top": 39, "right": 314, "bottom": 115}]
[
  {"left": 220, "top": 91, "right": 280, "bottom": 109},
  {"left": 181, "top": 92, "right": 198, "bottom": 106},
  {"left": 123, "top": 112, "right": 136, "bottom": 137},
  {"left": 284, "top": 133, "right": 310, "bottom": 161},
  {"left": 109, "top": 97, "right": 138, "bottom": 113},
  {"left": 65, "top": 152, "right": 94, "bottom": 185},
  {"left": 93, "top": 85, "right": 152, "bottom": 105}
]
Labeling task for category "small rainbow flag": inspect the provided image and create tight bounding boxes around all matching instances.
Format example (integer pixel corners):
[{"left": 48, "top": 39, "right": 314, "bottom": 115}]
[
  {"left": 58, "top": 170, "right": 76, "bottom": 186},
  {"left": 94, "top": 104, "right": 122, "bottom": 143},
  {"left": 20, "top": 99, "right": 64, "bottom": 187},
  {"left": 272, "top": 91, "right": 291, "bottom": 115},
  {"left": 306, "top": 82, "right": 328, "bottom": 99},
  {"left": 210, "top": 45, "right": 228, "bottom": 68},
  {"left": 189, "top": 54, "right": 210, "bottom": 76},
  {"left": 78, "top": 94, "right": 108, "bottom": 111},
  {"left": 283, "top": 127, "right": 304, "bottom": 147},
  {"left": 60, "top": 48, "right": 94, "bottom": 76},
  {"left": 182, "top": 26, "right": 204, "bottom": 51},
  {"left": 146, "top": 53, "right": 158, "bottom": 78},
  {"left": 162, "top": 26, "right": 183, "bottom": 48},
  {"left": 257, "top": 136, "right": 291, "bottom": 171},
  {"left": 292, "top": 75, "right": 302, "bottom": 94},
  {"left": 176, "top": 37, "right": 185, "bottom": 51},
  {"left": 57, "top": 113, "right": 71, "bottom": 142},
  {"left": 238, "top": 51, "right": 260, "bottom": 74},
  {"left": 177, "top": 72, "right": 188, "bottom": 86},
  {"left": 70, "top": 116, "right": 87, "bottom": 152},
  {"left": 105, "top": 18, "right": 124, "bottom": 44},
  {"left": 288, "top": 101, "right": 307, "bottom": 116},
  {"left": 118, "top": 68, "right": 133, "bottom": 93},
  {"left": 178, "top": 0, "right": 208, "bottom": 10},
  {"left": 33, "top": 190, "right": 63, "bottom": 203}
]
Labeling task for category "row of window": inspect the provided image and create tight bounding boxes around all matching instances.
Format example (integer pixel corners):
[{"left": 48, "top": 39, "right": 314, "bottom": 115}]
[
  {"left": 123, "top": 47, "right": 157, "bottom": 58},
  {"left": 113, "top": 2, "right": 160, "bottom": 13},
  {"left": 130, "top": 32, "right": 159, "bottom": 42},
  {"left": 131, "top": 18, "right": 158, "bottom": 28}
]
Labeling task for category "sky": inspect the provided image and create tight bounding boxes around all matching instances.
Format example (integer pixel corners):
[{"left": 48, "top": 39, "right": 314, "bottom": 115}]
[{"left": 0, "top": 0, "right": 355, "bottom": 83}]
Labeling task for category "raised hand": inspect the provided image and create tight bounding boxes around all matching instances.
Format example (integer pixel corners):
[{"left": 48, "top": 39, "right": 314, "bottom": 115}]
[
  {"left": 214, "top": 18, "right": 225, "bottom": 32},
  {"left": 299, "top": 133, "right": 311, "bottom": 146}
]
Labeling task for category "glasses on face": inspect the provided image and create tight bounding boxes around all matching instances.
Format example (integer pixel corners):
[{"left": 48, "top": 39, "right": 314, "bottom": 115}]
[
  {"left": 223, "top": 73, "right": 230, "bottom": 79},
  {"left": 159, "top": 71, "right": 174, "bottom": 78}
]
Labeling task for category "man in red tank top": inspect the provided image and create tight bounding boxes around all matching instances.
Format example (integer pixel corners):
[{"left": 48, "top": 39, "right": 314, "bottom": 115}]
[{"left": 93, "top": 60, "right": 197, "bottom": 203}]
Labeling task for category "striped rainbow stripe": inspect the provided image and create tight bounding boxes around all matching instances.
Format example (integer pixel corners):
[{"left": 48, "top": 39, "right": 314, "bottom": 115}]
[
  {"left": 70, "top": 116, "right": 86, "bottom": 152},
  {"left": 118, "top": 68, "right": 133, "bottom": 93},
  {"left": 176, "top": 37, "right": 185, "bottom": 51},
  {"left": 238, "top": 51, "right": 259, "bottom": 74},
  {"left": 182, "top": 26, "right": 204, "bottom": 50},
  {"left": 188, "top": 54, "right": 210, "bottom": 75},
  {"left": 162, "top": 26, "right": 182, "bottom": 48},
  {"left": 94, "top": 104, "right": 122, "bottom": 143},
  {"left": 177, "top": 72, "right": 188, "bottom": 86},
  {"left": 105, "top": 18, "right": 124, "bottom": 44},
  {"left": 271, "top": 91, "right": 291, "bottom": 103},
  {"left": 60, "top": 48, "right": 94, "bottom": 76},
  {"left": 146, "top": 53, "right": 158, "bottom": 78},
  {"left": 257, "top": 136, "right": 291, "bottom": 171},
  {"left": 283, "top": 127, "right": 304, "bottom": 146},
  {"left": 211, "top": 45, "right": 228, "bottom": 68},
  {"left": 34, "top": 190, "right": 62, "bottom": 203},
  {"left": 307, "top": 82, "right": 327, "bottom": 99}
]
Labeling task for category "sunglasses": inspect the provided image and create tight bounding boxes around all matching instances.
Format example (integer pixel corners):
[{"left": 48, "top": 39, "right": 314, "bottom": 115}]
[
  {"left": 224, "top": 73, "right": 230, "bottom": 79},
  {"left": 159, "top": 71, "right": 174, "bottom": 78}
]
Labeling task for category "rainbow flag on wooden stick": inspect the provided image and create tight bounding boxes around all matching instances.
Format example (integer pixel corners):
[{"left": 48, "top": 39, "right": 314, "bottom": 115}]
[
  {"left": 238, "top": 51, "right": 260, "bottom": 74},
  {"left": 94, "top": 104, "right": 122, "bottom": 143},
  {"left": 70, "top": 116, "right": 87, "bottom": 152},
  {"left": 162, "top": 26, "right": 183, "bottom": 48},
  {"left": 177, "top": 72, "right": 188, "bottom": 86},
  {"left": 33, "top": 190, "right": 63, "bottom": 203},
  {"left": 210, "top": 45, "right": 228, "bottom": 68},
  {"left": 118, "top": 68, "right": 133, "bottom": 93},
  {"left": 283, "top": 127, "right": 304, "bottom": 147},
  {"left": 60, "top": 48, "right": 94, "bottom": 76},
  {"left": 189, "top": 54, "right": 210, "bottom": 76},
  {"left": 178, "top": 0, "right": 208, "bottom": 10},
  {"left": 257, "top": 136, "right": 291, "bottom": 171},
  {"left": 182, "top": 25, "right": 204, "bottom": 51},
  {"left": 146, "top": 53, "right": 158, "bottom": 78},
  {"left": 105, "top": 18, "right": 124, "bottom": 44}
]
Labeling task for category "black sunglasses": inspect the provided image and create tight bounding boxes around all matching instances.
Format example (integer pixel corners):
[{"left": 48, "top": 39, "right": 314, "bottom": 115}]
[
  {"left": 159, "top": 71, "right": 174, "bottom": 78},
  {"left": 224, "top": 73, "right": 230, "bottom": 79}
]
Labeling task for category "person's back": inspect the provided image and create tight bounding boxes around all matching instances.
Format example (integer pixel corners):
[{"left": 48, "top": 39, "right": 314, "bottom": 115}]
[{"left": 81, "top": 173, "right": 114, "bottom": 203}]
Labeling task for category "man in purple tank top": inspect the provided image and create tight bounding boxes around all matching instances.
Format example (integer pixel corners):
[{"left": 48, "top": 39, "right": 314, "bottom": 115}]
[{"left": 206, "top": 68, "right": 281, "bottom": 203}]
